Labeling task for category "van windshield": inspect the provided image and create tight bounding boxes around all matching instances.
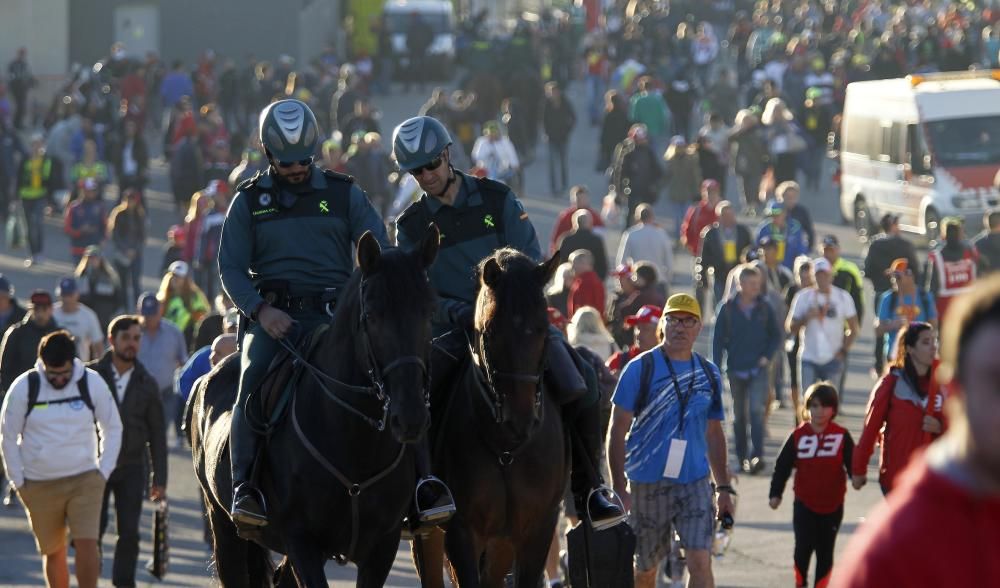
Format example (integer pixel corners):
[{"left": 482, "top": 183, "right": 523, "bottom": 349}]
[
  {"left": 926, "top": 116, "right": 1000, "bottom": 166},
  {"left": 385, "top": 12, "right": 451, "bottom": 35}
]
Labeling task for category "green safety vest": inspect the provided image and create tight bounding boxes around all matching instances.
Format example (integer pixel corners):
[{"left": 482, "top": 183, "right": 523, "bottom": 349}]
[{"left": 19, "top": 158, "right": 52, "bottom": 200}]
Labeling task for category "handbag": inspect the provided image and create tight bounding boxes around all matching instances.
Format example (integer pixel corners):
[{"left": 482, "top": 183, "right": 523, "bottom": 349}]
[
  {"left": 146, "top": 500, "right": 169, "bottom": 580},
  {"left": 5, "top": 201, "right": 27, "bottom": 250}
]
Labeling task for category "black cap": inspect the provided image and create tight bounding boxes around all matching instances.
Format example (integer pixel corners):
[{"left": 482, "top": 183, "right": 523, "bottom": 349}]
[{"left": 822, "top": 234, "right": 840, "bottom": 247}]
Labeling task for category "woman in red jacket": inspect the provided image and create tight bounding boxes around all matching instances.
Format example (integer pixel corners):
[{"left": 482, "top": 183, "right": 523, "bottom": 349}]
[{"left": 851, "top": 322, "right": 945, "bottom": 495}]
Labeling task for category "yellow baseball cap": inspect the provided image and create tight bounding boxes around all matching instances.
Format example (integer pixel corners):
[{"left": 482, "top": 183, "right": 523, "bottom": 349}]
[{"left": 662, "top": 293, "right": 702, "bottom": 320}]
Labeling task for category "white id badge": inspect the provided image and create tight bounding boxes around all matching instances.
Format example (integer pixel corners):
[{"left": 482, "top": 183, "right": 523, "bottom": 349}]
[{"left": 662, "top": 438, "right": 687, "bottom": 479}]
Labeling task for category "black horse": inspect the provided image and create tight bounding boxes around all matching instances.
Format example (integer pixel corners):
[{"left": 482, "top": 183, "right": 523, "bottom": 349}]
[
  {"left": 416, "top": 248, "right": 569, "bottom": 588},
  {"left": 191, "top": 228, "right": 440, "bottom": 587}
]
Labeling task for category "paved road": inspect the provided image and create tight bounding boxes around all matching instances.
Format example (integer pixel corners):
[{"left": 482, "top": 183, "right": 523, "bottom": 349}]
[{"left": 0, "top": 81, "right": 889, "bottom": 587}]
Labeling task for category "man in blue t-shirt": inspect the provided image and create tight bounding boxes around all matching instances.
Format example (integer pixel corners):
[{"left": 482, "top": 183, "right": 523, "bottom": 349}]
[
  {"left": 875, "top": 258, "right": 938, "bottom": 361},
  {"left": 609, "top": 293, "right": 735, "bottom": 588}
]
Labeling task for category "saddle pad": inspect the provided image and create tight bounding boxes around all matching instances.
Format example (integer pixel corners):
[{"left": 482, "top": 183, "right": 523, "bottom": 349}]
[{"left": 257, "top": 324, "right": 330, "bottom": 424}]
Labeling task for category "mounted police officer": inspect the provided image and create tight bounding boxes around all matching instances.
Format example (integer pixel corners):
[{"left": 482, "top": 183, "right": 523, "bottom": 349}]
[
  {"left": 393, "top": 116, "right": 627, "bottom": 531},
  {"left": 218, "top": 100, "right": 454, "bottom": 531}
]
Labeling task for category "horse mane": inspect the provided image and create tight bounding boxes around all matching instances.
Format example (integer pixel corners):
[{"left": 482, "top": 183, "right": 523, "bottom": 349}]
[{"left": 475, "top": 248, "right": 546, "bottom": 334}]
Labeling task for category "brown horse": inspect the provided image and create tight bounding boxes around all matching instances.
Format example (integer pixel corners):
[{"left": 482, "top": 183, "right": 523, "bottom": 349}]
[{"left": 415, "top": 248, "right": 569, "bottom": 588}]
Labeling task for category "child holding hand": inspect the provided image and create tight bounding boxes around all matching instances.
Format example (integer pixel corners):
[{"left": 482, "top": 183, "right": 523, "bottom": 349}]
[{"left": 769, "top": 382, "right": 855, "bottom": 588}]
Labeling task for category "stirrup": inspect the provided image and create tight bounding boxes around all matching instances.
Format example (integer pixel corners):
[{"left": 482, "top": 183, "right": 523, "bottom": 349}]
[
  {"left": 231, "top": 484, "right": 268, "bottom": 528},
  {"left": 414, "top": 476, "right": 456, "bottom": 524},
  {"left": 585, "top": 486, "right": 628, "bottom": 532}
]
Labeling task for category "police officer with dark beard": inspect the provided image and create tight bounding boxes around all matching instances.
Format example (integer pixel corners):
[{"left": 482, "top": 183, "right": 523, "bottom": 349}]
[
  {"left": 394, "top": 116, "right": 627, "bottom": 531},
  {"left": 219, "top": 100, "right": 454, "bottom": 530}
]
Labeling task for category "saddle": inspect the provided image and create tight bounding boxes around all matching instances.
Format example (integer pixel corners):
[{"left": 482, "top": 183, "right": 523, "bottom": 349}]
[{"left": 252, "top": 324, "right": 331, "bottom": 430}]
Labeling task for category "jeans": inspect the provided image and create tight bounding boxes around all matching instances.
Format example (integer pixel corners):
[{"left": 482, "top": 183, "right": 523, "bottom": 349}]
[
  {"left": 22, "top": 197, "right": 45, "bottom": 256},
  {"left": 729, "top": 369, "right": 769, "bottom": 462},
  {"left": 585, "top": 74, "right": 605, "bottom": 124},
  {"left": 670, "top": 200, "right": 690, "bottom": 236},
  {"left": 115, "top": 254, "right": 143, "bottom": 311},
  {"left": 548, "top": 140, "right": 569, "bottom": 194},
  {"left": 799, "top": 357, "right": 845, "bottom": 390},
  {"left": 99, "top": 464, "right": 146, "bottom": 587}
]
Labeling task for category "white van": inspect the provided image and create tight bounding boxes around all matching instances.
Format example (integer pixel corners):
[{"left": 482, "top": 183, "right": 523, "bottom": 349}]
[
  {"left": 840, "top": 71, "right": 1000, "bottom": 241},
  {"left": 383, "top": 0, "right": 455, "bottom": 77}
]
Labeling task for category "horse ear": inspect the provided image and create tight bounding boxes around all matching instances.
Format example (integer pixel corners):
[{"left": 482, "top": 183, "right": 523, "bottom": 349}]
[
  {"left": 419, "top": 223, "right": 440, "bottom": 269},
  {"left": 482, "top": 257, "right": 502, "bottom": 289},
  {"left": 356, "top": 231, "right": 382, "bottom": 275},
  {"left": 536, "top": 253, "right": 560, "bottom": 285}
]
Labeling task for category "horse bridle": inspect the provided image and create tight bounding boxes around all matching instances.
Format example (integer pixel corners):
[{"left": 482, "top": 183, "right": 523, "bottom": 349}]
[
  {"left": 473, "top": 327, "right": 547, "bottom": 425},
  {"left": 278, "top": 278, "right": 430, "bottom": 431}
]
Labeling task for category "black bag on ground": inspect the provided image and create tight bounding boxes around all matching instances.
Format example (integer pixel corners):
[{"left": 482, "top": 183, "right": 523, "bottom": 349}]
[
  {"left": 567, "top": 518, "right": 636, "bottom": 588},
  {"left": 146, "top": 500, "right": 169, "bottom": 580}
]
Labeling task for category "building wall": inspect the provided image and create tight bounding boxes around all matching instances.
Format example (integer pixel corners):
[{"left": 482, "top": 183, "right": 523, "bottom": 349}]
[
  {"left": 0, "top": 0, "right": 70, "bottom": 94},
  {"left": 70, "top": 0, "right": 340, "bottom": 68}
]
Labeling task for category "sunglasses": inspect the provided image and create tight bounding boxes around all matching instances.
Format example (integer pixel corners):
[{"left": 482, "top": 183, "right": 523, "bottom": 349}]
[
  {"left": 276, "top": 156, "right": 314, "bottom": 168},
  {"left": 408, "top": 156, "right": 444, "bottom": 176}
]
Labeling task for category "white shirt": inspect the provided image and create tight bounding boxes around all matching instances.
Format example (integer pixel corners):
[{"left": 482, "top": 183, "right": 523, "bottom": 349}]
[
  {"left": 53, "top": 303, "right": 104, "bottom": 362},
  {"left": 616, "top": 223, "right": 675, "bottom": 284},
  {"left": 112, "top": 365, "right": 134, "bottom": 404},
  {"left": 0, "top": 359, "right": 122, "bottom": 488},
  {"left": 471, "top": 136, "right": 520, "bottom": 178},
  {"left": 789, "top": 286, "right": 858, "bottom": 365}
]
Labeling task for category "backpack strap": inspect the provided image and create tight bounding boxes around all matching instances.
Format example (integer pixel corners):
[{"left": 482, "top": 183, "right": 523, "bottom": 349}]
[
  {"left": 634, "top": 352, "right": 656, "bottom": 418},
  {"left": 23, "top": 370, "right": 96, "bottom": 432},
  {"left": 695, "top": 352, "right": 720, "bottom": 398},
  {"left": 25, "top": 371, "right": 40, "bottom": 421}
]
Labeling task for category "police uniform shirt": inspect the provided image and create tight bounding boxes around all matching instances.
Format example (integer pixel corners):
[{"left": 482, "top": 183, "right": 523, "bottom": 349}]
[
  {"left": 396, "top": 171, "right": 541, "bottom": 324},
  {"left": 218, "top": 166, "right": 390, "bottom": 318}
]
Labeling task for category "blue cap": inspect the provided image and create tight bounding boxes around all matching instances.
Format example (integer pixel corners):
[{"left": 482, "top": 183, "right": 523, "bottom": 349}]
[
  {"left": 0, "top": 274, "right": 11, "bottom": 296},
  {"left": 764, "top": 199, "right": 784, "bottom": 216},
  {"left": 56, "top": 277, "right": 78, "bottom": 296},
  {"left": 138, "top": 292, "right": 160, "bottom": 316}
]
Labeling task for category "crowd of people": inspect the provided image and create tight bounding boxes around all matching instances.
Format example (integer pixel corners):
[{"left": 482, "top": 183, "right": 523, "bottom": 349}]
[{"left": 0, "top": 0, "right": 999, "bottom": 585}]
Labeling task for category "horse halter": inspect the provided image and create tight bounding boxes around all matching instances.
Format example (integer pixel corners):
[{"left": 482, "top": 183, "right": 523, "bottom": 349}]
[
  {"left": 473, "top": 327, "right": 546, "bottom": 425},
  {"left": 357, "top": 279, "right": 431, "bottom": 413}
]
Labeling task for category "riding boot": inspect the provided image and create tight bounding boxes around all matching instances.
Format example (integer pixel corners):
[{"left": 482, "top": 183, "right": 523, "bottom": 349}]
[
  {"left": 411, "top": 438, "right": 456, "bottom": 528},
  {"left": 567, "top": 397, "right": 627, "bottom": 531},
  {"left": 230, "top": 405, "right": 267, "bottom": 529}
]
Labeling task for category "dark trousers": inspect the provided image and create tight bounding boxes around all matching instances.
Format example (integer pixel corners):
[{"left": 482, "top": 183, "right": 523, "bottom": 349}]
[
  {"left": 872, "top": 290, "right": 887, "bottom": 374},
  {"left": 21, "top": 197, "right": 45, "bottom": 255},
  {"left": 99, "top": 464, "right": 146, "bottom": 587},
  {"left": 12, "top": 89, "right": 28, "bottom": 129},
  {"left": 548, "top": 140, "right": 569, "bottom": 194},
  {"left": 793, "top": 500, "right": 842, "bottom": 588},
  {"left": 114, "top": 255, "right": 143, "bottom": 312}
]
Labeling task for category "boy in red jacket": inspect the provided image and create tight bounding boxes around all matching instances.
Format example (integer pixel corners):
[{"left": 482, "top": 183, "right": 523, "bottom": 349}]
[
  {"left": 770, "top": 382, "right": 855, "bottom": 588},
  {"left": 566, "top": 249, "right": 605, "bottom": 319}
]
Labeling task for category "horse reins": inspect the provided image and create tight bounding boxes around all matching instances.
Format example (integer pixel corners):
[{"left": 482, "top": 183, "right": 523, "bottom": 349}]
[
  {"left": 276, "top": 278, "right": 430, "bottom": 563},
  {"left": 473, "top": 329, "right": 546, "bottom": 427}
]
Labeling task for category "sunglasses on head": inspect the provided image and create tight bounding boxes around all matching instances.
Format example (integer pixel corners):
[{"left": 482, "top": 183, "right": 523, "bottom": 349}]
[
  {"left": 276, "top": 156, "right": 314, "bottom": 168},
  {"left": 408, "top": 156, "right": 444, "bottom": 176}
]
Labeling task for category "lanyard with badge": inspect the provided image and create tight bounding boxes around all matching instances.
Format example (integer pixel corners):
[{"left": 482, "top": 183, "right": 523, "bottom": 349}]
[{"left": 662, "top": 348, "right": 696, "bottom": 479}]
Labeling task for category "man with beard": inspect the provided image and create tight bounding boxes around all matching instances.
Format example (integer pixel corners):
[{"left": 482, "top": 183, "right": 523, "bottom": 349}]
[
  {"left": 0, "top": 330, "right": 121, "bottom": 588},
  {"left": 217, "top": 99, "right": 400, "bottom": 531},
  {"left": 89, "top": 316, "right": 166, "bottom": 588}
]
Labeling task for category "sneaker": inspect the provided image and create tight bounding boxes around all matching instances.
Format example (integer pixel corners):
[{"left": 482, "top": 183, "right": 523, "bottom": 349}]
[
  {"left": 741, "top": 459, "right": 753, "bottom": 474},
  {"left": 750, "top": 457, "right": 766, "bottom": 475},
  {"left": 3, "top": 487, "right": 18, "bottom": 508}
]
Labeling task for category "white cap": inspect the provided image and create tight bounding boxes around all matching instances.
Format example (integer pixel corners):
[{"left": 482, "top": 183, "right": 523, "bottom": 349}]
[
  {"left": 168, "top": 260, "right": 190, "bottom": 278},
  {"left": 812, "top": 257, "right": 832, "bottom": 274}
]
